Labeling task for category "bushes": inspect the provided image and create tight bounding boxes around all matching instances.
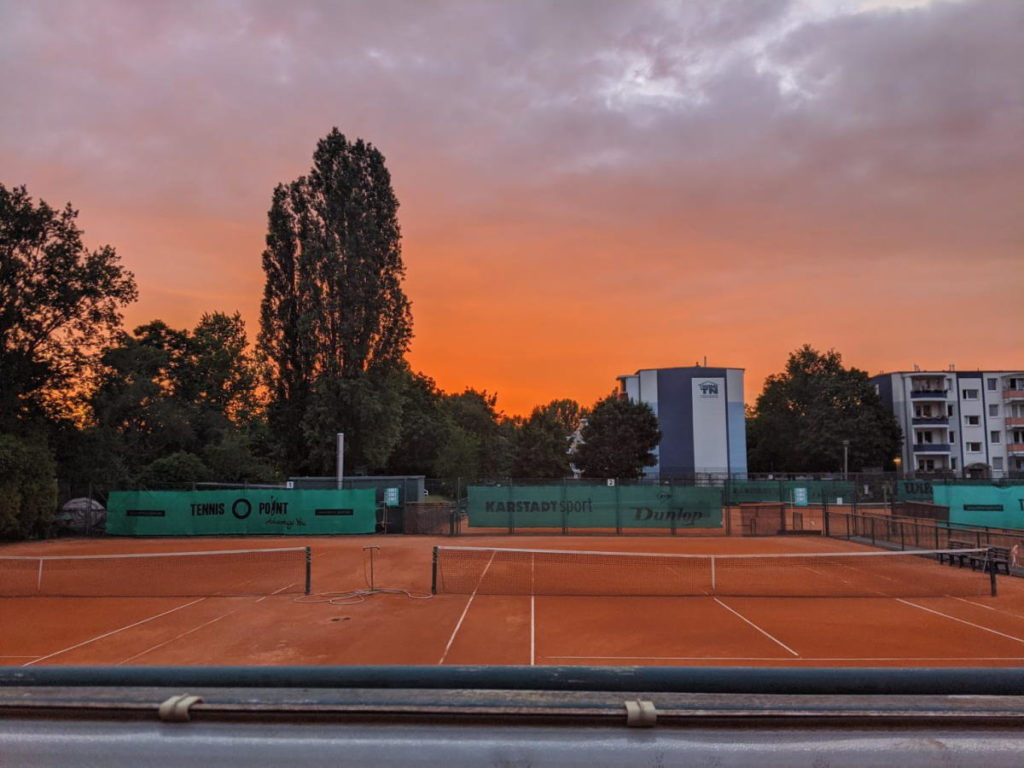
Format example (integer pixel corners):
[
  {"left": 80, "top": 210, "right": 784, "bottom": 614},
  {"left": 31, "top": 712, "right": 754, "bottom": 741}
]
[{"left": 0, "top": 433, "right": 57, "bottom": 539}]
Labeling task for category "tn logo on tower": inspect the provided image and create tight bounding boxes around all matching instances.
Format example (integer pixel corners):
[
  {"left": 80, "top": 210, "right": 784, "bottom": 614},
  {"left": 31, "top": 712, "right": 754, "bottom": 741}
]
[{"left": 698, "top": 381, "right": 719, "bottom": 397}]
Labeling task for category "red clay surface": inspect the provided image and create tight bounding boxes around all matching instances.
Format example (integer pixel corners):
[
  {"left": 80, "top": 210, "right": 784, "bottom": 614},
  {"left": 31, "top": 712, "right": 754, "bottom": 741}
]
[{"left": 3, "top": 534, "right": 1024, "bottom": 667}]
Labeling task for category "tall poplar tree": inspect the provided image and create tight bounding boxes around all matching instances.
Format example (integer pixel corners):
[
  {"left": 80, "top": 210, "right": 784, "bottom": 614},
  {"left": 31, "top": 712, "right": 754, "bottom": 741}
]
[{"left": 258, "top": 130, "right": 412, "bottom": 472}]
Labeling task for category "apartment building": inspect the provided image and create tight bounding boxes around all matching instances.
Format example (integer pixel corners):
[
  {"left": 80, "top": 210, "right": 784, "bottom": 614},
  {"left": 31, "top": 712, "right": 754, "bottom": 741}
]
[
  {"left": 616, "top": 365, "right": 747, "bottom": 480},
  {"left": 871, "top": 369, "right": 1024, "bottom": 478}
]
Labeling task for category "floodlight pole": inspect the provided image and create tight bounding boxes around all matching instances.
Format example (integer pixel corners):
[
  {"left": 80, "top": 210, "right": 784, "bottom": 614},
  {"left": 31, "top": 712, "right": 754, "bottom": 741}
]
[
  {"left": 842, "top": 440, "right": 849, "bottom": 480},
  {"left": 336, "top": 432, "right": 345, "bottom": 490}
]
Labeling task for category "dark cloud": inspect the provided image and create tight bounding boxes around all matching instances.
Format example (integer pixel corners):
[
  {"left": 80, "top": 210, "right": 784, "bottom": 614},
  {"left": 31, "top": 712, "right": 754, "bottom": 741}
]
[{"left": 0, "top": 0, "right": 1019, "bottom": 411}]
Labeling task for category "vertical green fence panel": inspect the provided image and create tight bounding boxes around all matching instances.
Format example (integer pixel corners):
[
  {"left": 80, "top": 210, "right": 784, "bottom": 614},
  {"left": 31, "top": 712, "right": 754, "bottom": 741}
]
[
  {"left": 933, "top": 485, "right": 1024, "bottom": 530},
  {"left": 725, "top": 481, "right": 855, "bottom": 505}
]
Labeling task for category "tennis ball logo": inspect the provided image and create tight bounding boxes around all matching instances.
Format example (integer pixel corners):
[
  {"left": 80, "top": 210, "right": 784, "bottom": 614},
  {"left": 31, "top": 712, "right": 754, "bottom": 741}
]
[{"left": 232, "top": 498, "right": 252, "bottom": 519}]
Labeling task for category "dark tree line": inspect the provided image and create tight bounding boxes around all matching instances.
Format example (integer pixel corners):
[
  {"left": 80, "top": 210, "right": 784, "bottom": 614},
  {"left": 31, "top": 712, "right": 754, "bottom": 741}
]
[
  {"left": 7, "top": 130, "right": 909, "bottom": 541},
  {"left": 0, "top": 136, "right": 661, "bottom": 540}
]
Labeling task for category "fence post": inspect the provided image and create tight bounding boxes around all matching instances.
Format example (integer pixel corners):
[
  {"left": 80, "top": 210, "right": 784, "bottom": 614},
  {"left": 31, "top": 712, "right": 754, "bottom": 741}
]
[
  {"left": 304, "top": 547, "right": 312, "bottom": 595},
  {"left": 508, "top": 480, "right": 515, "bottom": 535},
  {"left": 870, "top": 516, "right": 876, "bottom": 547},
  {"left": 561, "top": 480, "right": 569, "bottom": 535}
]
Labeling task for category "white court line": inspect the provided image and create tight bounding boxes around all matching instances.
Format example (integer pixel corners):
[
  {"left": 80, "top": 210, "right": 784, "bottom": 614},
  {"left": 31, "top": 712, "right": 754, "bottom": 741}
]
[
  {"left": 530, "top": 552, "right": 535, "bottom": 666},
  {"left": 438, "top": 552, "right": 496, "bottom": 665},
  {"left": 22, "top": 598, "right": 207, "bottom": 666},
  {"left": 896, "top": 599, "right": 1024, "bottom": 644},
  {"left": 544, "top": 655, "right": 1024, "bottom": 662},
  {"left": 713, "top": 597, "right": 800, "bottom": 657},
  {"left": 115, "top": 584, "right": 296, "bottom": 665},
  {"left": 530, "top": 595, "right": 536, "bottom": 666},
  {"left": 950, "top": 596, "right": 1024, "bottom": 620}
]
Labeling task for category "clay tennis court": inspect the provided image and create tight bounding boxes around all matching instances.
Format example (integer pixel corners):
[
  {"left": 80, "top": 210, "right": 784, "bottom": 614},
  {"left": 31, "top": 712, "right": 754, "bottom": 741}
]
[{"left": 3, "top": 534, "right": 1024, "bottom": 668}]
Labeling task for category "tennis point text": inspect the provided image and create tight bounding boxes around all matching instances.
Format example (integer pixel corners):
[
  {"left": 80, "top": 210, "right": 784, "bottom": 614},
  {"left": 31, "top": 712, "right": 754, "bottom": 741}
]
[{"left": 191, "top": 501, "right": 291, "bottom": 516}]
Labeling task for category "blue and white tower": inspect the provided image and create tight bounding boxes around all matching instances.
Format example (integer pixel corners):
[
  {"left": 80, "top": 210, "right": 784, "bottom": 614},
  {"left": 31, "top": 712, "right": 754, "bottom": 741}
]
[{"left": 616, "top": 365, "right": 748, "bottom": 480}]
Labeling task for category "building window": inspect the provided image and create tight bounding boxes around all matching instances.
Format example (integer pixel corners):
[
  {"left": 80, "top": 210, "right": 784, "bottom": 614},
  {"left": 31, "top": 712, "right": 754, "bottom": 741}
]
[
  {"left": 987, "top": 378, "right": 997, "bottom": 391},
  {"left": 989, "top": 404, "right": 999, "bottom": 417},
  {"left": 918, "top": 459, "right": 935, "bottom": 471},
  {"left": 993, "top": 457, "right": 1004, "bottom": 470},
  {"left": 947, "top": 405, "right": 954, "bottom": 416},
  {"left": 950, "top": 431, "right": 955, "bottom": 443},
  {"left": 967, "top": 442, "right": 982, "bottom": 452},
  {"left": 951, "top": 457, "right": 957, "bottom": 470},
  {"left": 962, "top": 389, "right": 979, "bottom": 399},
  {"left": 991, "top": 431, "right": 1001, "bottom": 443},
  {"left": 966, "top": 415, "right": 980, "bottom": 425}
]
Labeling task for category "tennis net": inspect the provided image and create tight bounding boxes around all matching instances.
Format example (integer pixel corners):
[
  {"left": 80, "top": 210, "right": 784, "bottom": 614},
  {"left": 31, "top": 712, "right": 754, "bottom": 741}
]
[
  {"left": 431, "top": 545, "right": 998, "bottom": 598},
  {"left": 0, "top": 546, "right": 311, "bottom": 597}
]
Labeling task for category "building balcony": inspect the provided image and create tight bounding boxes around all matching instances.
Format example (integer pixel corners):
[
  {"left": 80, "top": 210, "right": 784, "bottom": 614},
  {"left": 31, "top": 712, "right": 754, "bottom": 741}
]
[
  {"left": 910, "top": 390, "right": 948, "bottom": 400},
  {"left": 911, "top": 417, "right": 948, "bottom": 426},
  {"left": 1008, "top": 443, "right": 1024, "bottom": 456},
  {"left": 1004, "top": 389, "right": 1024, "bottom": 402},
  {"left": 912, "top": 443, "right": 951, "bottom": 453},
  {"left": 1006, "top": 417, "right": 1024, "bottom": 428}
]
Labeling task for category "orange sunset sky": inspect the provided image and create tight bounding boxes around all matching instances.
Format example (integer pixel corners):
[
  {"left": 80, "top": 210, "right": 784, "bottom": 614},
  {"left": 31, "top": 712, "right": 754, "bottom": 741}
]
[{"left": 2, "top": 0, "right": 1021, "bottom": 416}]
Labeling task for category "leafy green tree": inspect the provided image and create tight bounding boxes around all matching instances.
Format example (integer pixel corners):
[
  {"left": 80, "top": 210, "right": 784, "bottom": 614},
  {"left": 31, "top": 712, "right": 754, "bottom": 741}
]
[
  {"left": 202, "top": 432, "right": 278, "bottom": 484},
  {"left": 443, "top": 389, "right": 513, "bottom": 481},
  {"left": 258, "top": 129, "right": 412, "bottom": 472},
  {"left": 299, "top": 366, "right": 406, "bottom": 475},
  {"left": 0, "top": 184, "right": 137, "bottom": 426},
  {"left": 138, "top": 451, "right": 211, "bottom": 488},
  {"left": 89, "top": 323, "right": 197, "bottom": 478},
  {"left": 747, "top": 345, "right": 903, "bottom": 472},
  {"left": 0, "top": 433, "right": 57, "bottom": 538},
  {"left": 88, "top": 315, "right": 265, "bottom": 484},
  {"left": 184, "top": 312, "right": 261, "bottom": 423},
  {"left": 385, "top": 371, "right": 453, "bottom": 477},
  {"left": 574, "top": 394, "right": 660, "bottom": 479},
  {"left": 511, "top": 399, "right": 583, "bottom": 478}
]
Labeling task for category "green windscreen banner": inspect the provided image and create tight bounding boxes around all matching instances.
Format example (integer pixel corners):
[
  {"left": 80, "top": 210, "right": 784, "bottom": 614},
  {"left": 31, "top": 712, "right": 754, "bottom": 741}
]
[
  {"left": 933, "top": 485, "right": 1024, "bottom": 530},
  {"left": 725, "top": 480, "right": 856, "bottom": 505},
  {"left": 467, "top": 485, "right": 723, "bottom": 529},
  {"left": 107, "top": 489, "right": 377, "bottom": 535}
]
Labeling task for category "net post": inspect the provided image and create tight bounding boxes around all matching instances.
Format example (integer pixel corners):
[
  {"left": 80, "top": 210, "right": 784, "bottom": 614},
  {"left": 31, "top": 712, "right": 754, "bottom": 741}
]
[
  {"left": 304, "top": 547, "right": 312, "bottom": 595},
  {"left": 431, "top": 546, "right": 438, "bottom": 595},
  {"left": 990, "top": 551, "right": 998, "bottom": 597}
]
